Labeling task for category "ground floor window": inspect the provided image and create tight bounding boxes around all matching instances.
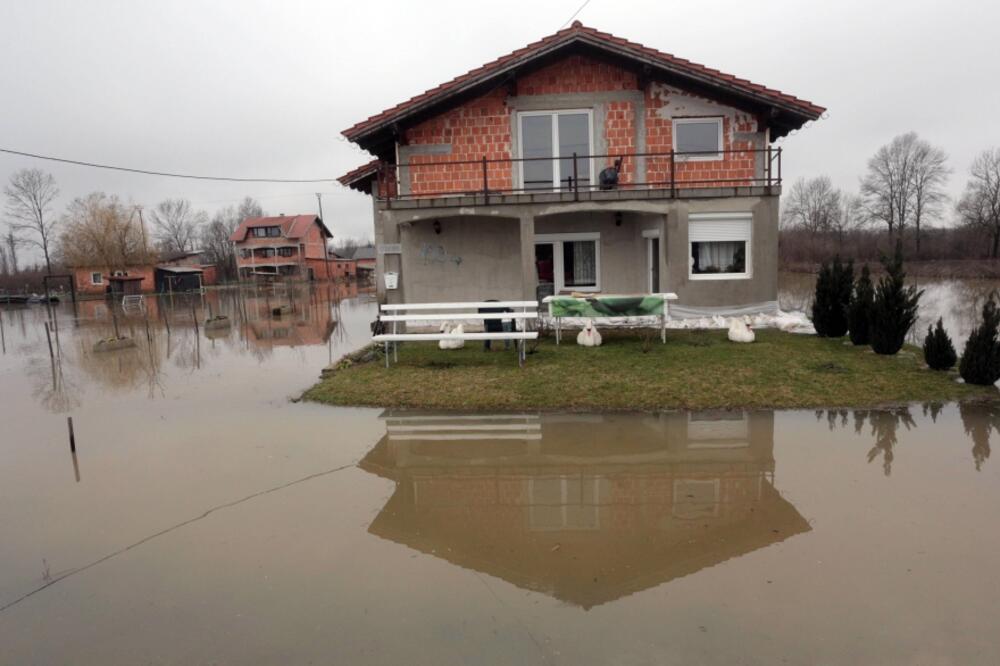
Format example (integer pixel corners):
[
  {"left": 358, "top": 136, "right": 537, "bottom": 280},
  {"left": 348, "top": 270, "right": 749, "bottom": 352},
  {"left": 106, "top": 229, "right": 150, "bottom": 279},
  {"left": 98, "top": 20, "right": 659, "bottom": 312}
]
[
  {"left": 535, "top": 233, "right": 600, "bottom": 292},
  {"left": 688, "top": 213, "right": 752, "bottom": 280},
  {"left": 90, "top": 272, "right": 103, "bottom": 285}
]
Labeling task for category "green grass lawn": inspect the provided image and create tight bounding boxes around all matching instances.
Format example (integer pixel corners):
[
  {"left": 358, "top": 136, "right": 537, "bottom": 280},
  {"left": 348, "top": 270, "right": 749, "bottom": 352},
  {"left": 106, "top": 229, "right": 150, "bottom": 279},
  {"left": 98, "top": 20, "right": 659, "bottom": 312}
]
[{"left": 303, "top": 329, "right": 996, "bottom": 411}]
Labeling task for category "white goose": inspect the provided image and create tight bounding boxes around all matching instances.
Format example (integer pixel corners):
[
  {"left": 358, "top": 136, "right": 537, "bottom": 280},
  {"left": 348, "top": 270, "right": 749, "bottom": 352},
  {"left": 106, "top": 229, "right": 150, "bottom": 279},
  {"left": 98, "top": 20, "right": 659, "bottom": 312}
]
[
  {"left": 577, "top": 318, "right": 603, "bottom": 347},
  {"left": 438, "top": 321, "right": 466, "bottom": 350},
  {"left": 727, "top": 316, "right": 755, "bottom": 343}
]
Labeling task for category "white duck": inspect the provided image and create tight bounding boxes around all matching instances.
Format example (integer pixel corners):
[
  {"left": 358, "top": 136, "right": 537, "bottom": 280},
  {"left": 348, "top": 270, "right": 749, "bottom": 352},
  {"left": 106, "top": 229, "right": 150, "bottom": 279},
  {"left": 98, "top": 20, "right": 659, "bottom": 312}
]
[
  {"left": 577, "top": 318, "right": 603, "bottom": 347},
  {"left": 438, "top": 321, "right": 466, "bottom": 350},
  {"left": 727, "top": 316, "right": 755, "bottom": 343}
]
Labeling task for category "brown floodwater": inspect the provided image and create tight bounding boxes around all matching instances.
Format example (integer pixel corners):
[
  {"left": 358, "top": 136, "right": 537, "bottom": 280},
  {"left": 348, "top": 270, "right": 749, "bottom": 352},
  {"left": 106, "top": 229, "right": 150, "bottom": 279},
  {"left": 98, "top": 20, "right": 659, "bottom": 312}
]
[{"left": 1, "top": 282, "right": 1000, "bottom": 665}]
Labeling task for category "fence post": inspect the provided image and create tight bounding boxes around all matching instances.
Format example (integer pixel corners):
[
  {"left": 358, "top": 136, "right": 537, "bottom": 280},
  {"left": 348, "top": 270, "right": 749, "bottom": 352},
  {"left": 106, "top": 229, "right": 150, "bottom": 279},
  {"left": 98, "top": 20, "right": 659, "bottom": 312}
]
[
  {"left": 482, "top": 156, "right": 489, "bottom": 204},
  {"left": 572, "top": 152, "right": 579, "bottom": 201}
]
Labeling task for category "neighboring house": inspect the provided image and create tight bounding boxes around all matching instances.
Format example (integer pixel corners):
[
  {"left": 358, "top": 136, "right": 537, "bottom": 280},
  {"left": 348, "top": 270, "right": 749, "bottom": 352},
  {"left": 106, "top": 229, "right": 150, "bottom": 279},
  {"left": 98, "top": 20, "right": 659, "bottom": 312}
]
[
  {"left": 347, "top": 245, "right": 376, "bottom": 279},
  {"left": 229, "top": 214, "right": 351, "bottom": 281},
  {"left": 72, "top": 250, "right": 219, "bottom": 297},
  {"left": 338, "top": 22, "right": 824, "bottom": 315}
]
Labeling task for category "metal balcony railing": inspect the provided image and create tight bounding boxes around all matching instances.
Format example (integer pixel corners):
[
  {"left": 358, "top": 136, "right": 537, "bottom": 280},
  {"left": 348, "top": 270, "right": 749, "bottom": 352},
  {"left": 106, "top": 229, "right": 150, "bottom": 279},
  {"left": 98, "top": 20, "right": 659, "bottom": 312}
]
[{"left": 375, "top": 147, "right": 781, "bottom": 206}]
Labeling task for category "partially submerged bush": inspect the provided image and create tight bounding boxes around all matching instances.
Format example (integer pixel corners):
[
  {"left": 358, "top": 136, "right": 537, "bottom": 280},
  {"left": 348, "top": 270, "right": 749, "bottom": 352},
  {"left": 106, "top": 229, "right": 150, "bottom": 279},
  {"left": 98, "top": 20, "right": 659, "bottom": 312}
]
[
  {"left": 960, "top": 296, "right": 1000, "bottom": 386},
  {"left": 871, "top": 241, "right": 922, "bottom": 355},
  {"left": 812, "top": 256, "right": 854, "bottom": 337},
  {"left": 848, "top": 264, "right": 874, "bottom": 346},
  {"left": 923, "top": 318, "right": 957, "bottom": 371}
]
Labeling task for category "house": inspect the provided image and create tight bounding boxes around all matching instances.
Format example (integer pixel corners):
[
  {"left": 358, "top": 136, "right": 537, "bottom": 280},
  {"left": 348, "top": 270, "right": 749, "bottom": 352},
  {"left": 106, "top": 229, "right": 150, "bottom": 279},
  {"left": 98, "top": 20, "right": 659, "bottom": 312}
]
[
  {"left": 229, "top": 214, "right": 353, "bottom": 281},
  {"left": 338, "top": 22, "right": 824, "bottom": 315},
  {"left": 72, "top": 250, "right": 219, "bottom": 297},
  {"left": 344, "top": 245, "right": 376, "bottom": 280},
  {"left": 360, "top": 411, "right": 809, "bottom": 609}
]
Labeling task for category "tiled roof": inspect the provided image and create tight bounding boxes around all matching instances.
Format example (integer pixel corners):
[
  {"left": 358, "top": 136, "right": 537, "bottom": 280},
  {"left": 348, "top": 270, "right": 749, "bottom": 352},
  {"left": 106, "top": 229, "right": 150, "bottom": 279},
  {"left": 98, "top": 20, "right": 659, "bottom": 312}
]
[
  {"left": 229, "top": 215, "right": 331, "bottom": 242},
  {"left": 342, "top": 21, "right": 824, "bottom": 142},
  {"left": 336, "top": 159, "right": 380, "bottom": 191}
]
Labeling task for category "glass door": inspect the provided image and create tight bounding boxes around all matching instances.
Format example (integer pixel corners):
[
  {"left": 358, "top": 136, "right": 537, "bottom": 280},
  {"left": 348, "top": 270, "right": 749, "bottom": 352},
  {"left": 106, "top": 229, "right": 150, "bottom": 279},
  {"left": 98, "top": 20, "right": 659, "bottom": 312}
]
[{"left": 648, "top": 236, "right": 661, "bottom": 293}]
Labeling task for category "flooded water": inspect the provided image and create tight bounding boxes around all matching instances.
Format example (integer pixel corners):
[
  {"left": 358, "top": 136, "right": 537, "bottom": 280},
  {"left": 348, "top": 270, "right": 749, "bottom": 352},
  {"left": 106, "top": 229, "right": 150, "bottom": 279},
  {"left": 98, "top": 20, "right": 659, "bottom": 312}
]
[
  {"left": 779, "top": 271, "right": 999, "bottom": 346},
  {"left": 2, "top": 281, "right": 1000, "bottom": 665}
]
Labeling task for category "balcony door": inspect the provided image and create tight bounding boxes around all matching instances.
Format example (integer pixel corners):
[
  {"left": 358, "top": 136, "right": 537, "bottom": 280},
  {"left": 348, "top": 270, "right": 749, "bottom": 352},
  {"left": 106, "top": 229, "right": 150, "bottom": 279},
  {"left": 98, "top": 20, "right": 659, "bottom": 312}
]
[{"left": 518, "top": 110, "right": 593, "bottom": 192}]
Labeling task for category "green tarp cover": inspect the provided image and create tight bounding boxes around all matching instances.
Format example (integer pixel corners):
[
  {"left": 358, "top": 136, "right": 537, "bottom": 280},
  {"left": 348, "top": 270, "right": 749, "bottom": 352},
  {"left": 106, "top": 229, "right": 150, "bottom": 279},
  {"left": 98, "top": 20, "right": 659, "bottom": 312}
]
[{"left": 549, "top": 295, "right": 665, "bottom": 318}]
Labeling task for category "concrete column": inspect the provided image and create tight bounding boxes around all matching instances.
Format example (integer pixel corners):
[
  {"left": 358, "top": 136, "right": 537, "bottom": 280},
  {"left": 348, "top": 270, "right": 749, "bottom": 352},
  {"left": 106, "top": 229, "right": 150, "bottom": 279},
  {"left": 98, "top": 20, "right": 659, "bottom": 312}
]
[
  {"left": 519, "top": 214, "right": 536, "bottom": 301},
  {"left": 658, "top": 211, "right": 669, "bottom": 294}
]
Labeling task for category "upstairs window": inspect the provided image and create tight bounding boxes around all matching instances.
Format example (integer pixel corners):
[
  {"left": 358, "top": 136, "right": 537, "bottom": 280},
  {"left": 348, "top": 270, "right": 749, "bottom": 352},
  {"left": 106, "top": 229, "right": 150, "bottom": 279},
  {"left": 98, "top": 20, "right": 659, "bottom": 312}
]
[
  {"left": 278, "top": 247, "right": 294, "bottom": 257},
  {"left": 251, "top": 226, "right": 282, "bottom": 238},
  {"left": 518, "top": 110, "right": 593, "bottom": 191},
  {"left": 673, "top": 117, "right": 723, "bottom": 160}
]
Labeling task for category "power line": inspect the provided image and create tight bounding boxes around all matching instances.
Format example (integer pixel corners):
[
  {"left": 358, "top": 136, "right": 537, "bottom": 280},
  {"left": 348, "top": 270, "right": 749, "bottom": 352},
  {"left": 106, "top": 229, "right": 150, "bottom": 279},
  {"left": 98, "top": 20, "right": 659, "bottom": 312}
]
[
  {"left": 560, "top": 0, "right": 592, "bottom": 29},
  {"left": 0, "top": 147, "right": 337, "bottom": 183}
]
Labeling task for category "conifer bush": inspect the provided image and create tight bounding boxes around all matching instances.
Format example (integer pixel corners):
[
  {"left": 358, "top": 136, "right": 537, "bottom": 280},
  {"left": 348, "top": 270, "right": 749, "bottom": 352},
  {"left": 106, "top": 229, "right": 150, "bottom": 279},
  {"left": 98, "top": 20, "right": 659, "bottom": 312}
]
[
  {"left": 811, "top": 256, "right": 854, "bottom": 337},
  {"left": 848, "top": 264, "right": 874, "bottom": 346},
  {"left": 871, "top": 242, "right": 922, "bottom": 355},
  {"left": 960, "top": 296, "right": 1000, "bottom": 385},
  {"left": 923, "top": 318, "right": 957, "bottom": 371}
]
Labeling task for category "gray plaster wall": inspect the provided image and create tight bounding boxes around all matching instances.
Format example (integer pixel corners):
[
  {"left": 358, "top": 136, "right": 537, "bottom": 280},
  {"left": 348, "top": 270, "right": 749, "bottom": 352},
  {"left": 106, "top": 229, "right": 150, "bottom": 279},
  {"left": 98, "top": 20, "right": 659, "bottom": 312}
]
[
  {"left": 397, "top": 216, "right": 524, "bottom": 303},
  {"left": 534, "top": 211, "right": 662, "bottom": 294},
  {"left": 376, "top": 194, "right": 780, "bottom": 311},
  {"left": 664, "top": 197, "right": 778, "bottom": 307}
]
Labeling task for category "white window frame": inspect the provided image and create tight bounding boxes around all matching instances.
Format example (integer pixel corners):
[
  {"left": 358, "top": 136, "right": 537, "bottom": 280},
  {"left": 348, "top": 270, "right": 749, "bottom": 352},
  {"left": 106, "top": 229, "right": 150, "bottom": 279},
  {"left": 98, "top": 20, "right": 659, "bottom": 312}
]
[
  {"left": 688, "top": 212, "right": 752, "bottom": 281},
  {"left": 90, "top": 272, "right": 103, "bottom": 285},
  {"left": 517, "top": 109, "right": 595, "bottom": 192},
  {"left": 534, "top": 232, "right": 601, "bottom": 293},
  {"left": 672, "top": 116, "right": 724, "bottom": 161}
]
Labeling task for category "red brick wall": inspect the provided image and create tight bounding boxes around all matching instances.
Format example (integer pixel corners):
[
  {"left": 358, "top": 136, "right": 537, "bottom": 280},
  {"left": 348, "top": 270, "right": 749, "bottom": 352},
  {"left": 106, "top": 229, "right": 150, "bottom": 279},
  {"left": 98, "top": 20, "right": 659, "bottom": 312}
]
[
  {"left": 73, "top": 266, "right": 155, "bottom": 295},
  {"left": 399, "top": 54, "right": 760, "bottom": 196},
  {"left": 405, "top": 87, "right": 512, "bottom": 195},
  {"left": 646, "top": 85, "right": 758, "bottom": 188}
]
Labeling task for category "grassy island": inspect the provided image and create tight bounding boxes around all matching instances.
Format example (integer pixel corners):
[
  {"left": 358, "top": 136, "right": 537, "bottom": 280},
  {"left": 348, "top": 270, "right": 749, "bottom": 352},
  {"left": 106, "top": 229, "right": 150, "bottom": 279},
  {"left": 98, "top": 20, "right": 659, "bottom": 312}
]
[{"left": 303, "top": 330, "right": 996, "bottom": 412}]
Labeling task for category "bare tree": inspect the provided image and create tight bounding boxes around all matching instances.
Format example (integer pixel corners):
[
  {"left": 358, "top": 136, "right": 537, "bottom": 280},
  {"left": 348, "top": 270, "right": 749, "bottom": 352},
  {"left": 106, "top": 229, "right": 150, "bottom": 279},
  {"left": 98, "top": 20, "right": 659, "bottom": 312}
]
[
  {"left": 910, "top": 141, "right": 950, "bottom": 254},
  {"left": 830, "top": 192, "right": 866, "bottom": 249},
  {"left": 149, "top": 198, "right": 207, "bottom": 254},
  {"left": 199, "top": 197, "right": 264, "bottom": 281},
  {"left": 781, "top": 176, "right": 842, "bottom": 233},
  {"left": 3, "top": 169, "right": 60, "bottom": 273},
  {"left": 860, "top": 132, "right": 949, "bottom": 251},
  {"left": 957, "top": 148, "right": 1000, "bottom": 258},
  {"left": 237, "top": 196, "right": 264, "bottom": 221},
  {"left": 58, "top": 192, "right": 156, "bottom": 269},
  {"left": 0, "top": 244, "right": 8, "bottom": 276},
  {"left": 861, "top": 133, "right": 918, "bottom": 242},
  {"left": 4, "top": 230, "right": 20, "bottom": 274}
]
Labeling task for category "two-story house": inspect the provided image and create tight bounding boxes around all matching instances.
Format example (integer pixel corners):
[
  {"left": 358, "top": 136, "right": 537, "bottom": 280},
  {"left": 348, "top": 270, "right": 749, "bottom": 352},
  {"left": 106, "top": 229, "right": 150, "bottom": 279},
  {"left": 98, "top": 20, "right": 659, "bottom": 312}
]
[
  {"left": 338, "top": 22, "right": 823, "bottom": 316},
  {"left": 229, "top": 214, "right": 354, "bottom": 281}
]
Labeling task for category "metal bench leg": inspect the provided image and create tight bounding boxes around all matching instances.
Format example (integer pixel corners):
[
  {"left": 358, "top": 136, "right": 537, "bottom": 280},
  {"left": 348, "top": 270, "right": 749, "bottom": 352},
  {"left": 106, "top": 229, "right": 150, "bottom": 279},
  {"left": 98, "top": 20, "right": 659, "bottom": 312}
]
[
  {"left": 393, "top": 321, "right": 398, "bottom": 363},
  {"left": 384, "top": 341, "right": 390, "bottom": 368}
]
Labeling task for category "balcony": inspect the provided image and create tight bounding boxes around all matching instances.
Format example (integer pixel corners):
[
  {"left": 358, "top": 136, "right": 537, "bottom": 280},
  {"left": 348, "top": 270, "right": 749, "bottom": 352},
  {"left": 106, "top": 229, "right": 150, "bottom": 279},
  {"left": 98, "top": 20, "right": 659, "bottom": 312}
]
[{"left": 375, "top": 147, "right": 781, "bottom": 210}]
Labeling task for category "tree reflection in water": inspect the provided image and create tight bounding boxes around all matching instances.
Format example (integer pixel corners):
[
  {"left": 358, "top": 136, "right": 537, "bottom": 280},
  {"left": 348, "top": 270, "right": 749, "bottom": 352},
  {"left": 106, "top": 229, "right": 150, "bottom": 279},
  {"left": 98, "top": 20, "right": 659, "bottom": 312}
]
[{"left": 959, "top": 402, "right": 998, "bottom": 471}]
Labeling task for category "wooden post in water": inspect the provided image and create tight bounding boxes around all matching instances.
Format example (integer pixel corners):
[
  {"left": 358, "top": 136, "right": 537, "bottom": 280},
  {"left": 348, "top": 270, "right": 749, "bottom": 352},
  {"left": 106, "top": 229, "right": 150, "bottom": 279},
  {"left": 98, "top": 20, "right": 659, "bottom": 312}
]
[
  {"left": 191, "top": 301, "right": 199, "bottom": 336},
  {"left": 67, "top": 416, "right": 76, "bottom": 452},
  {"left": 44, "top": 322, "right": 56, "bottom": 383},
  {"left": 0, "top": 310, "right": 6, "bottom": 354},
  {"left": 111, "top": 307, "right": 121, "bottom": 339}
]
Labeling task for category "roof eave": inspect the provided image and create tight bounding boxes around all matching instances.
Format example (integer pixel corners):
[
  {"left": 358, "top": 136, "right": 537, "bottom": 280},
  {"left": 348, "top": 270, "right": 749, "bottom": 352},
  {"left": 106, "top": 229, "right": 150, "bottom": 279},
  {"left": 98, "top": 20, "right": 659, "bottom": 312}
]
[{"left": 342, "top": 33, "right": 824, "bottom": 147}]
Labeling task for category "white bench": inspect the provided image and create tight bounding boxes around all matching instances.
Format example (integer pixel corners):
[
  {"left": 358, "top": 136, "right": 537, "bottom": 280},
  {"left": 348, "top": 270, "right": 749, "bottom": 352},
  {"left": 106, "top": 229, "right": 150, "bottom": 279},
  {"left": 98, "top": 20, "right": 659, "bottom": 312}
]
[{"left": 373, "top": 300, "right": 539, "bottom": 367}]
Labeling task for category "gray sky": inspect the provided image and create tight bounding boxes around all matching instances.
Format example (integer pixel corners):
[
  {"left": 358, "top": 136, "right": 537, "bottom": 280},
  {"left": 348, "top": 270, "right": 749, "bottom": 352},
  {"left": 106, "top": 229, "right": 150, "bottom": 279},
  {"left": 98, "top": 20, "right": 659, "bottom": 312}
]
[{"left": 2, "top": 0, "right": 997, "bottom": 264}]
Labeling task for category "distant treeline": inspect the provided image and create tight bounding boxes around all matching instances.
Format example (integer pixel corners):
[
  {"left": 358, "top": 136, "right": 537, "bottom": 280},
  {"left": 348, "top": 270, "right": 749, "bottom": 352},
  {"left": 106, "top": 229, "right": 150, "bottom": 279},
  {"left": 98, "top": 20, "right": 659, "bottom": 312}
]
[{"left": 782, "top": 131, "right": 1000, "bottom": 273}]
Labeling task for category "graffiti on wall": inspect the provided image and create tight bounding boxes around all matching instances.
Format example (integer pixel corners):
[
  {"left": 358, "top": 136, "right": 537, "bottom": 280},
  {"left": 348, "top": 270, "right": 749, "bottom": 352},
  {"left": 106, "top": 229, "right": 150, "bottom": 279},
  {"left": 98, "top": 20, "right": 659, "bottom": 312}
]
[{"left": 419, "top": 243, "right": 463, "bottom": 267}]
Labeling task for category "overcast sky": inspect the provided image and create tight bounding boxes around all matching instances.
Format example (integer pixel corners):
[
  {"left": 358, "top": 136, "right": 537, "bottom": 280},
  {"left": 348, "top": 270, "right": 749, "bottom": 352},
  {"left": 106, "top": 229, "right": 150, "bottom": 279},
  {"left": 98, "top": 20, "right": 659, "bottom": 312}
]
[{"left": 2, "top": 0, "right": 998, "bottom": 263}]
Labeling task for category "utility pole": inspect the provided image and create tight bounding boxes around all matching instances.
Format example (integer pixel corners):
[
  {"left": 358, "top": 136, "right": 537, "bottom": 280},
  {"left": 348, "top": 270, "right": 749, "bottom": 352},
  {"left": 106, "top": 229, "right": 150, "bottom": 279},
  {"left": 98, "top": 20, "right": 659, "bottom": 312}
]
[{"left": 317, "top": 193, "right": 332, "bottom": 281}]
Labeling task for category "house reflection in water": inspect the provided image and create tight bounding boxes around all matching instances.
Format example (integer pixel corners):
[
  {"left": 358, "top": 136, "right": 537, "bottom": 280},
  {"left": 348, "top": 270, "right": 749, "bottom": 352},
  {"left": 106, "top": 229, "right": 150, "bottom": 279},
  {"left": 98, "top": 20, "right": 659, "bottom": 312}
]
[{"left": 361, "top": 411, "right": 809, "bottom": 609}]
